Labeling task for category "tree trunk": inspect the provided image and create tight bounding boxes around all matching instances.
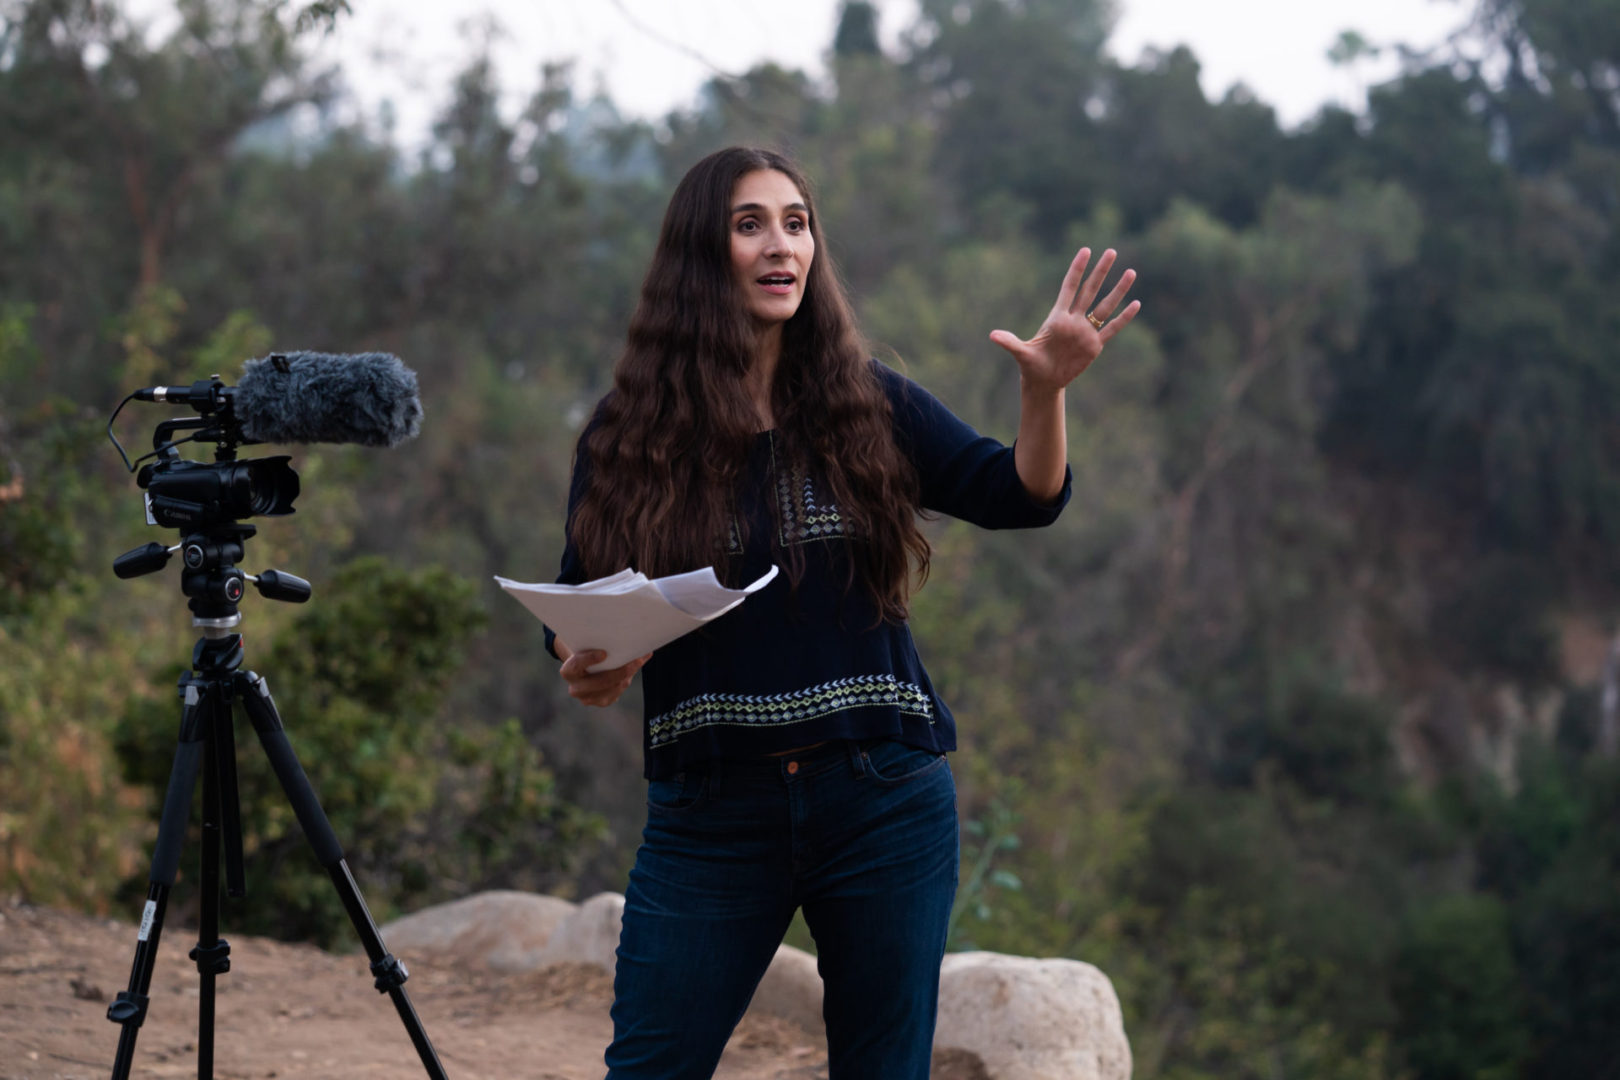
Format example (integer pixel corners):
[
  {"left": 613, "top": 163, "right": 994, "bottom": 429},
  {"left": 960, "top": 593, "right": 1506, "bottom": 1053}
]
[{"left": 1599, "top": 630, "right": 1619, "bottom": 759}]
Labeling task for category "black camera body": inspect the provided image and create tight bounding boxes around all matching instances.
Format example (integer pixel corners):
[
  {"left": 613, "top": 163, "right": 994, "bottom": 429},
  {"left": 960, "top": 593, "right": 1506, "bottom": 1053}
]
[{"left": 138, "top": 454, "right": 299, "bottom": 529}]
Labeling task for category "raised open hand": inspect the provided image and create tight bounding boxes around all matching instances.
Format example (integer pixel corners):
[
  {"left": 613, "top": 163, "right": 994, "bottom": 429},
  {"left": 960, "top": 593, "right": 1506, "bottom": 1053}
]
[{"left": 989, "top": 247, "right": 1140, "bottom": 393}]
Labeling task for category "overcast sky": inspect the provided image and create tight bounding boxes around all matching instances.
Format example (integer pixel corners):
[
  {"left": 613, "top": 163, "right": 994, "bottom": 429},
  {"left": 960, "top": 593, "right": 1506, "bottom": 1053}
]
[{"left": 129, "top": 0, "right": 1477, "bottom": 143}]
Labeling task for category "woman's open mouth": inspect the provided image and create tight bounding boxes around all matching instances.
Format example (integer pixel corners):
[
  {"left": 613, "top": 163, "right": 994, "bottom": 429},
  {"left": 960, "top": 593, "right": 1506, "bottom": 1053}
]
[{"left": 757, "top": 274, "right": 796, "bottom": 295}]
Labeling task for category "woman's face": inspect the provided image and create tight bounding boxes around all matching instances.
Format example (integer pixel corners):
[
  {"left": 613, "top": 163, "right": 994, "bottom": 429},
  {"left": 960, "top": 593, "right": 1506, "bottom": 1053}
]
[{"left": 728, "top": 169, "right": 815, "bottom": 329}]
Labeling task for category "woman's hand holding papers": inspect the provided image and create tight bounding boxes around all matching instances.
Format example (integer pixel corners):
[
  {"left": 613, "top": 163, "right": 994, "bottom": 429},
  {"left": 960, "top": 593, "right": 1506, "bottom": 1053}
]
[
  {"left": 556, "top": 638, "right": 653, "bottom": 707},
  {"left": 513, "top": 564, "right": 777, "bottom": 706}
]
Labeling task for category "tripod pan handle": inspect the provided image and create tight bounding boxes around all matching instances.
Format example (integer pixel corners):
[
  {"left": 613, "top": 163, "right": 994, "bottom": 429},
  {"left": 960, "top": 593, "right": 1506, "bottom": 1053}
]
[
  {"left": 114, "top": 542, "right": 175, "bottom": 579},
  {"left": 253, "top": 569, "right": 312, "bottom": 603}
]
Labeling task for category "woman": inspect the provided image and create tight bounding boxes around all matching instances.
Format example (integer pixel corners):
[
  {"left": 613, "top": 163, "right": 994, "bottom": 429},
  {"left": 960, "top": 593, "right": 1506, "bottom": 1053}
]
[{"left": 546, "top": 146, "right": 1138, "bottom": 1080}]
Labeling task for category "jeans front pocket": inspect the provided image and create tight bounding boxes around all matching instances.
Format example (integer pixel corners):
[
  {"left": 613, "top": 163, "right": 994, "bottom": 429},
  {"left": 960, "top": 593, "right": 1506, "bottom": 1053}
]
[
  {"left": 859, "top": 740, "right": 948, "bottom": 786},
  {"left": 646, "top": 770, "right": 710, "bottom": 813}
]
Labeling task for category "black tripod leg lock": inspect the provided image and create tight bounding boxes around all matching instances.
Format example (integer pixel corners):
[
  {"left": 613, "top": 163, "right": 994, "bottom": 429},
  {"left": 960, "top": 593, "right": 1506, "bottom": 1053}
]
[
  {"left": 106, "top": 990, "right": 150, "bottom": 1028},
  {"left": 189, "top": 938, "right": 232, "bottom": 975},
  {"left": 370, "top": 952, "right": 409, "bottom": 993}
]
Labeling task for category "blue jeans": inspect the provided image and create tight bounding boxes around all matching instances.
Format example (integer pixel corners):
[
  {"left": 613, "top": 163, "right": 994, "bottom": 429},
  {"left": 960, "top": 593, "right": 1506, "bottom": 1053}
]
[{"left": 604, "top": 739, "right": 959, "bottom": 1080}]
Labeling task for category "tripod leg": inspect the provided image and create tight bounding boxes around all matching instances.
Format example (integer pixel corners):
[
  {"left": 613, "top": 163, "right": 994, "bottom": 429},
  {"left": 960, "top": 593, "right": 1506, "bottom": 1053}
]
[
  {"left": 236, "top": 670, "right": 450, "bottom": 1080},
  {"left": 108, "top": 683, "right": 207, "bottom": 1080},
  {"left": 191, "top": 677, "right": 236, "bottom": 1080},
  {"left": 214, "top": 684, "right": 248, "bottom": 901}
]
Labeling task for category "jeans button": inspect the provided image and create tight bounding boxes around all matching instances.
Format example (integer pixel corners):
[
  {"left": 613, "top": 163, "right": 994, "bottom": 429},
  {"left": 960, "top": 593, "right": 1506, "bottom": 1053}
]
[{"left": 787, "top": 761, "right": 799, "bottom": 775}]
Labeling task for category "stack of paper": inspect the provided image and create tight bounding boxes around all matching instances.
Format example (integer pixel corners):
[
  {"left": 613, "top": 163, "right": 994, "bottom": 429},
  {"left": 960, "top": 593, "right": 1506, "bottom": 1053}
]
[{"left": 495, "top": 565, "right": 779, "bottom": 672}]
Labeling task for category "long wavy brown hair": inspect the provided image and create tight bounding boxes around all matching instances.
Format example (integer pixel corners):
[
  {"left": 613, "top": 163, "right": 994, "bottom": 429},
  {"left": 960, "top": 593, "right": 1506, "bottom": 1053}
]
[{"left": 567, "top": 146, "right": 930, "bottom": 621}]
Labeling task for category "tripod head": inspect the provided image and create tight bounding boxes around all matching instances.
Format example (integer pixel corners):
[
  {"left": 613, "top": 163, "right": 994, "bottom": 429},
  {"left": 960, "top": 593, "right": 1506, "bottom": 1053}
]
[{"left": 114, "top": 522, "right": 312, "bottom": 629}]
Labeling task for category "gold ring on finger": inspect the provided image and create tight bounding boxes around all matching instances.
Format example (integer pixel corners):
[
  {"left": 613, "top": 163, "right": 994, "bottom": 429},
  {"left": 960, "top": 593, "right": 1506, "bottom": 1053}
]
[{"left": 1086, "top": 311, "right": 1106, "bottom": 330}]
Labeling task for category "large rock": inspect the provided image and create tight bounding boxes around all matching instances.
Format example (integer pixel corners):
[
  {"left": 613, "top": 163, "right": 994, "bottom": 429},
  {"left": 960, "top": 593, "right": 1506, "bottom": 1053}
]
[
  {"left": 380, "top": 890, "right": 577, "bottom": 972},
  {"left": 744, "top": 944, "right": 825, "bottom": 1036},
  {"left": 935, "top": 952, "right": 1131, "bottom": 1080},
  {"left": 528, "top": 891, "right": 627, "bottom": 972},
  {"left": 527, "top": 898, "right": 826, "bottom": 1037}
]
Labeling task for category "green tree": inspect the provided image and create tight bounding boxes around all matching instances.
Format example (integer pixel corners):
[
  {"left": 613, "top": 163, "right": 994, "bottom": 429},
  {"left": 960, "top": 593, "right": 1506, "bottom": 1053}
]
[
  {"left": 0, "top": 0, "right": 335, "bottom": 401},
  {"left": 833, "top": 1, "right": 882, "bottom": 58},
  {"left": 910, "top": 0, "right": 1112, "bottom": 240},
  {"left": 1393, "top": 895, "right": 1530, "bottom": 1078},
  {"left": 1092, "top": 47, "right": 1287, "bottom": 231}
]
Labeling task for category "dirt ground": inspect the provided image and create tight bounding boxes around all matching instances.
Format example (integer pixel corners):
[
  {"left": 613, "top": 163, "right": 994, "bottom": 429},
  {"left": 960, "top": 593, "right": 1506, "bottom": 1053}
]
[{"left": 0, "top": 902, "right": 988, "bottom": 1080}]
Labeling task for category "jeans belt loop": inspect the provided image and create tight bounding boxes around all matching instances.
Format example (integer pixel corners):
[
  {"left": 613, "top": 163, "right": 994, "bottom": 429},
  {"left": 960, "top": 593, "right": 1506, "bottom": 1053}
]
[{"left": 847, "top": 739, "right": 867, "bottom": 779}]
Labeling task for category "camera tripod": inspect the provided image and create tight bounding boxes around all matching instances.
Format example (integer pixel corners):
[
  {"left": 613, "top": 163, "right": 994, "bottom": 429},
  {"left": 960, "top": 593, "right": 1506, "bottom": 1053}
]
[{"left": 106, "top": 522, "right": 448, "bottom": 1079}]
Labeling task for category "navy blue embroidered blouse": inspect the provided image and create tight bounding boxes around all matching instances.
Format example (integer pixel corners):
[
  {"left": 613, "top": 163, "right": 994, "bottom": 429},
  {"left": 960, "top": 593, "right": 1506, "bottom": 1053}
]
[{"left": 545, "top": 361, "right": 1071, "bottom": 778}]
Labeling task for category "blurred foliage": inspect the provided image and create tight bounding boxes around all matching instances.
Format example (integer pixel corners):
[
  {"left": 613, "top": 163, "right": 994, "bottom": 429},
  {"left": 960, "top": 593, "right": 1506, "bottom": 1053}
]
[
  {"left": 1, "top": 587, "right": 157, "bottom": 911},
  {"left": 1392, "top": 894, "right": 1528, "bottom": 1080},
  {"left": 948, "top": 790, "right": 1024, "bottom": 951},
  {"left": 3, "top": 0, "right": 1620, "bottom": 1073}
]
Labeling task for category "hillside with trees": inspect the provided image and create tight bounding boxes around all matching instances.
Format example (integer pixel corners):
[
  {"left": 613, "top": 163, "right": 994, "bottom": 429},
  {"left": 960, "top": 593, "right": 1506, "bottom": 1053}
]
[{"left": 3, "top": 1, "right": 1617, "bottom": 1076}]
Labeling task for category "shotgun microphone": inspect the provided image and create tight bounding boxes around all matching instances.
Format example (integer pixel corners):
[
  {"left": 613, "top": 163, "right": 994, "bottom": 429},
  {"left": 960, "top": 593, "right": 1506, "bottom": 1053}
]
[{"left": 235, "top": 351, "right": 423, "bottom": 448}]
